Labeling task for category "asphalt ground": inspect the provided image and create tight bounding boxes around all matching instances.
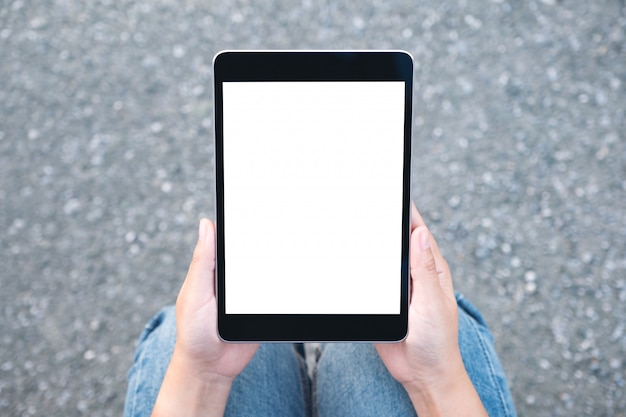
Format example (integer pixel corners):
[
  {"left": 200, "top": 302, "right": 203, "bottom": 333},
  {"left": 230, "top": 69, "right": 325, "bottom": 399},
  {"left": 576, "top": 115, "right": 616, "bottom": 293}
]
[{"left": 1, "top": 1, "right": 625, "bottom": 416}]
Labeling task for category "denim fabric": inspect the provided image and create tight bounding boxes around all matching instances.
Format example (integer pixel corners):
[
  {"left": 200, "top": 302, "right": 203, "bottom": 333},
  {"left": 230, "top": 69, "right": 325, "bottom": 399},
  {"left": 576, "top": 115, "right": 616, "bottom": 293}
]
[
  {"left": 122, "top": 307, "right": 308, "bottom": 417},
  {"left": 124, "top": 296, "right": 516, "bottom": 417},
  {"left": 456, "top": 294, "right": 517, "bottom": 417},
  {"left": 314, "top": 343, "right": 416, "bottom": 417},
  {"left": 124, "top": 306, "right": 176, "bottom": 417},
  {"left": 223, "top": 343, "right": 309, "bottom": 417},
  {"left": 313, "top": 295, "right": 517, "bottom": 417}
]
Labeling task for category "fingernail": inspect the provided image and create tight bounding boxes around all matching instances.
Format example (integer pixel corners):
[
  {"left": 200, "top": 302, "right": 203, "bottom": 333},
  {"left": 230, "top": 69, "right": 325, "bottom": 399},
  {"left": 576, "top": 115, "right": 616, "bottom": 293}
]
[
  {"left": 420, "top": 229, "right": 431, "bottom": 251},
  {"left": 198, "top": 219, "right": 208, "bottom": 242}
]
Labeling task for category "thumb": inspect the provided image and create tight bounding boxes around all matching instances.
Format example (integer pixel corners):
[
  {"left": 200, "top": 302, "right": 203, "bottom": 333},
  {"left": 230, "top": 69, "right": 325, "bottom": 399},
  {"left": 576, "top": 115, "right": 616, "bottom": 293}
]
[
  {"left": 410, "top": 226, "right": 442, "bottom": 301},
  {"left": 179, "top": 219, "right": 217, "bottom": 304}
]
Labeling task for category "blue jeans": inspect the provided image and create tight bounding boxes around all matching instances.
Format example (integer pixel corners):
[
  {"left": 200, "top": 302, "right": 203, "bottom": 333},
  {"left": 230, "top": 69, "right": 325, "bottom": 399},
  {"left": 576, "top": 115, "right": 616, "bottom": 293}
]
[{"left": 124, "top": 295, "right": 516, "bottom": 417}]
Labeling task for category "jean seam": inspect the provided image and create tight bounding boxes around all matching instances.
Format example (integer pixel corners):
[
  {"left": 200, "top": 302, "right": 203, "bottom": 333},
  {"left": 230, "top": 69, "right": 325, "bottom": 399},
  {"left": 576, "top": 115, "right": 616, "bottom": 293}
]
[
  {"left": 465, "top": 314, "right": 512, "bottom": 417},
  {"left": 128, "top": 348, "right": 144, "bottom": 416},
  {"left": 126, "top": 308, "right": 170, "bottom": 417},
  {"left": 311, "top": 346, "right": 319, "bottom": 417},
  {"left": 292, "top": 344, "right": 312, "bottom": 417}
]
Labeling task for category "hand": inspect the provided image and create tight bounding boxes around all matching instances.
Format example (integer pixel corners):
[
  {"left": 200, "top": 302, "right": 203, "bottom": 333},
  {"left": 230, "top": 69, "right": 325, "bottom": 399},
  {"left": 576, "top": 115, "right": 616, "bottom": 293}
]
[
  {"left": 151, "top": 219, "right": 259, "bottom": 417},
  {"left": 375, "top": 202, "right": 459, "bottom": 385},
  {"left": 174, "top": 218, "right": 259, "bottom": 381},
  {"left": 375, "top": 203, "right": 487, "bottom": 416}
]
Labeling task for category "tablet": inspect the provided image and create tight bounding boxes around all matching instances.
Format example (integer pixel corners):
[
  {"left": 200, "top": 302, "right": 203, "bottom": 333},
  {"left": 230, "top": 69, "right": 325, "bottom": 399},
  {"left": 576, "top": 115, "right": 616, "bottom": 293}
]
[{"left": 213, "top": 51, "right": 413, "bottom": 342}]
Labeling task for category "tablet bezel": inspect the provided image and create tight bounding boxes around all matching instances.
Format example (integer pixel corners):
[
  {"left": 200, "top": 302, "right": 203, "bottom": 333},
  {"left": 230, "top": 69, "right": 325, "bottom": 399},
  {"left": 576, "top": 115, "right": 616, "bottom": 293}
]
[{"left": 213, "top": 51, "right": 413, "bottom": 342}]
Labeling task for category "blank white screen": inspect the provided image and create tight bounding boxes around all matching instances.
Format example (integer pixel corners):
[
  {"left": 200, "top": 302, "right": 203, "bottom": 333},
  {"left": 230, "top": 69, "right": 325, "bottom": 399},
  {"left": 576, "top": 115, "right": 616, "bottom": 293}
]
[{"left": 223, "top": 81, "right": 405, "bottom": 314}]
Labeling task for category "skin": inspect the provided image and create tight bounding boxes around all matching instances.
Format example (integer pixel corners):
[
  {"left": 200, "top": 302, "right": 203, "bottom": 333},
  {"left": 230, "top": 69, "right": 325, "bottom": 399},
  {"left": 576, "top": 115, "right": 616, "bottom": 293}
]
[
  {"left": 375, "top": 203, "right": 488, "bottom": 417},
  {"left": 151, "top": 204, "right": 488, "bottom": 417}
]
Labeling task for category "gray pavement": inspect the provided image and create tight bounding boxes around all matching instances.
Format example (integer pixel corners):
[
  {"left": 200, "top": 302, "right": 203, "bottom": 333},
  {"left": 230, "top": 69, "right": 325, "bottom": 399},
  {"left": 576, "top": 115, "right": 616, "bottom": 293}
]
[{"left": 1, "top": 1, "right": 625, "bottom": 416}]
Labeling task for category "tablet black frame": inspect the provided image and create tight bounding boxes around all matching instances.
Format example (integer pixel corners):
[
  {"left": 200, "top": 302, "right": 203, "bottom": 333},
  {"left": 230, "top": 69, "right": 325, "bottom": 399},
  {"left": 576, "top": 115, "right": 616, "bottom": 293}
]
[{"left": 213, "top": 51, "right": 413, "bottom": 342}]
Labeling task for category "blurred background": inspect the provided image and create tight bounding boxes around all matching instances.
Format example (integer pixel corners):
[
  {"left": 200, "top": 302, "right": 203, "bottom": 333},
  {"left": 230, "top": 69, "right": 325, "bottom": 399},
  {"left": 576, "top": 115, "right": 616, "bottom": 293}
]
[{"left": 1, "top": 1, "right": 624, "bottom": 416}]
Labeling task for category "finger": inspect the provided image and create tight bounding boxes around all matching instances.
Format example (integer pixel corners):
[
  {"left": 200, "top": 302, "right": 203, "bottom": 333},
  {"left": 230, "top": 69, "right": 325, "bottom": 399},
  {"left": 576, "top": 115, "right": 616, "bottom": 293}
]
[
  {"left": 411, "top": 200, "right": 426, "bottom": 231},
  {"left": 424, "top": 230, "right": 455, "bottom": 299},
  {"left": 408, "top": 204, "right": 449, "bottom": 279},
  {"left": 181, "top": 219, "right": 217, "bottom": 300},
  {"left": 427, "top": 231, "right": 444, "bottom": 272},
  {"left": 409, "top": 226, "right": 441, "bottom": 301}
]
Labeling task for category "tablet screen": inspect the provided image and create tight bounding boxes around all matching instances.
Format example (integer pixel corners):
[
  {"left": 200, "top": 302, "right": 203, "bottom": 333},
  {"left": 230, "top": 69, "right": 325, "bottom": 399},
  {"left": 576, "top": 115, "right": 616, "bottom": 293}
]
[
  {"left": 222, "top": 81, "right": 405, "bottom": 314},
  {"left": 213, "top": 51, "right": 412, "bottom": 341}
]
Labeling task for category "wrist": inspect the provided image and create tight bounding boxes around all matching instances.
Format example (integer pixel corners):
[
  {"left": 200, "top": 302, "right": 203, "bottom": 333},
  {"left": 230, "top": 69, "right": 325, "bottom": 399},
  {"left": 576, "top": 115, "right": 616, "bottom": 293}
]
[
  {"left": 171, "top": 344, "right": 235, "bottom": 387},
  {"left": 151, "top": 347, "right": 233, "bottom": 417},
  {"left": 403, "top": 356, "right": 487, "bottom": 417},
  {"left": 404, "top": 374, "right": 462, "bottom": 417},
  {"left": 402, "top": 349, "right": 465, "bottom": 393}
]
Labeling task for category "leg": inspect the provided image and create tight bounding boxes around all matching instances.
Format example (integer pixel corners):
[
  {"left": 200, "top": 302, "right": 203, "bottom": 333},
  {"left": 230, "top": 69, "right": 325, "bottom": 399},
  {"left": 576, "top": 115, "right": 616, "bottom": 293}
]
[
  {"left": 314, "top": 343, "right": 416, "bottom": 417},
  {"left": 124, "top": 306, "right": 176, "bottom": 417},
  {"left": 313, "top": 295, "right": 517, "bottom": 417},
  {"left": 456, "top": 294, "right": 517, "bottom": 417},
  {"left": 225, "top": 343, "right": 310, "bottom": 417},
  {"left": 123, "top": 306, "right": 310, "bottom": 417}
]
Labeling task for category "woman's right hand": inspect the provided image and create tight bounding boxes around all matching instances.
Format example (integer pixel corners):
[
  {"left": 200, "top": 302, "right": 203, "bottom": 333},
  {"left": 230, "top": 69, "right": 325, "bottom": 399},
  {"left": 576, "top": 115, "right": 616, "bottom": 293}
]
[{"left": 375, "top": 203, "right": 488, "bottom": 417}]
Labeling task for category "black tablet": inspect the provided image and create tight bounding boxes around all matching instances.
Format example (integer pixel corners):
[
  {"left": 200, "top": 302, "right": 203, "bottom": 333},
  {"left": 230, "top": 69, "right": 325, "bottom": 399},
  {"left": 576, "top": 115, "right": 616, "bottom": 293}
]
[{"left": 213, "top": 51, "right": 413, "bottom": 342}]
